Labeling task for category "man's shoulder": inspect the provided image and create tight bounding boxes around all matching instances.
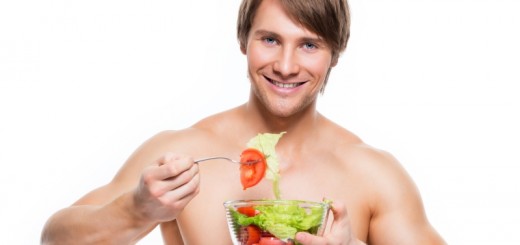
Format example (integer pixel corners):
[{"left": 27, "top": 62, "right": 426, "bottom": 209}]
[
  {"left": 320, "top": 117, "right": 394, "bottom": 165},
  {"left": 335, "top": 134, "right": 420, "bottom": 209},
  {"left": 321, "top": 118, "right": 405, "bottom": 181},
  {"left": 332, "top": 136, "right": 397, "bottom": 174}
]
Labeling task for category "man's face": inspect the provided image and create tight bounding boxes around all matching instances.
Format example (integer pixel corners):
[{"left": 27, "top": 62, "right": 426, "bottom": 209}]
[{"left": 243, "top": 0, "right": 334, "bottom": 118}]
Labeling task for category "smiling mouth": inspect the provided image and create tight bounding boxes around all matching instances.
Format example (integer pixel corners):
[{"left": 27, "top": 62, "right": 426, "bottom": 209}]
[{"left": 265, "top": 76, "right": 306, "bottom": 88}]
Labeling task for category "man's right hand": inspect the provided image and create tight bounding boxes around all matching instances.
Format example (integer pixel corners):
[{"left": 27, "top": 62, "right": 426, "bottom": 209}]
[{"left": 131, "top": 152, "right": 200, "bottom": 223}]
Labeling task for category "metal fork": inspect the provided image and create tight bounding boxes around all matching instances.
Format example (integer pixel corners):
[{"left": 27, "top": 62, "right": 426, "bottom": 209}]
[{"left": 194, "top": 156, "right": 260, "bottom": 165}]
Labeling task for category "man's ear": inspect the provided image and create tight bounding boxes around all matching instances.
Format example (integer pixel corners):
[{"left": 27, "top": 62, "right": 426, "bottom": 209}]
[
  {"left": 240, "top": 44, "right": 247, "bottom": 55},
  {"left": 330, "top": 54, "right": 339, "bottom": 67}
]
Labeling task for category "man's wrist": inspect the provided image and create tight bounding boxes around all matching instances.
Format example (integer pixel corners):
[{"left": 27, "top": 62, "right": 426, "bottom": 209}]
[{"left": 113, "top": 191, "right": 153, "bottom": 228}]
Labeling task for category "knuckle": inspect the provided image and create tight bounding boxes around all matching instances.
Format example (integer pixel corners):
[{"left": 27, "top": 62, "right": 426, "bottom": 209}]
[
  {"left": 162, "top": 152, "right": 176, "bottom": 161},
  {"left": 158, "top": 152, "right": 181, "bottom": 166},
  {"left": 148, "top": 186, "right": 163, "bottom": 199},
  {"left": 142, "top": 170, "right": 155, "bottom": 185},
  {"left": 168, "top": 200, "right": 184, "bottom": 211},
  {"left": 166, "top": 163, "right": 180, "bottom": 176}
]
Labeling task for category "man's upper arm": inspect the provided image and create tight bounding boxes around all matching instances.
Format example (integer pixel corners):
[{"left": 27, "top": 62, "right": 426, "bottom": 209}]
[{"left": 366, "top": 152, "right": 446, "bottom": 245}]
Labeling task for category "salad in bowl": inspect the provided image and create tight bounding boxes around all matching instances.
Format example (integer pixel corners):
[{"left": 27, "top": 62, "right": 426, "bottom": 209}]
[{"left": 225, "top": 199, "right": 330, "bottom": 245}]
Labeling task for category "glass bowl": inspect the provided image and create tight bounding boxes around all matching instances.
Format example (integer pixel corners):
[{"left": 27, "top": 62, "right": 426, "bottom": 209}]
[{"left": 224, "top": 200, "right": 330, "bottom": 245}]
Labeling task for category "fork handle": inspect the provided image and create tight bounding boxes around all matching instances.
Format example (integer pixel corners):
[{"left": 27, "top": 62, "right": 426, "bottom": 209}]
[{"left": 194, "top": 156, "right": 235, "bottom": 164}]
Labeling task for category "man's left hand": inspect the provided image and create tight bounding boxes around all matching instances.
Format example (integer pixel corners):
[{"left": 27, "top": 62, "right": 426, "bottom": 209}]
[{"left": 295, "top": 201, "right": 364, "bottom": 245}]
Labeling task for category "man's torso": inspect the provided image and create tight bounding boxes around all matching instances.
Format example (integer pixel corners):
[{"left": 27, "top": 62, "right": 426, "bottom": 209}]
[{"left": 157, "top": 106, "right": 378, "bottom": 244}]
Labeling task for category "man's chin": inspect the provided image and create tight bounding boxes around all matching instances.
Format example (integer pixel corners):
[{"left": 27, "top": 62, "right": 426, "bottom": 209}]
[
  {"left": 252, "top": 89, "right": 315, "bottom": 118},
  {"left": 265, "top": 104, "right": 305, "bottom": 118}
]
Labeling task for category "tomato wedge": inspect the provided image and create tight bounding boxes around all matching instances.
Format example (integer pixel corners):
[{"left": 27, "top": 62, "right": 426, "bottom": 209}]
[
  {"left": 237, "top": 206, "right": 257, "bottom": 217},
  {"left": 243, "top": 225, "right": 261, "bottom": 245},
  {"left": 258, "top": 237, "right": 289, "bottom": 245},
  {"left": 239, "top": 148, "right": 267, "bottom": 190}
]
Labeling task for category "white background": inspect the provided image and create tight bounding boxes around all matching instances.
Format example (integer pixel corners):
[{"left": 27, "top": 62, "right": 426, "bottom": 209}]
[{"left": 1, "top": 0, "right": 519, "bottom": 244}]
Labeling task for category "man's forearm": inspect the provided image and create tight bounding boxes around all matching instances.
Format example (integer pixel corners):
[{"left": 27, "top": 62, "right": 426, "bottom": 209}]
[{"left": 41, "top": 192, "right": 156, "bottom": 244}]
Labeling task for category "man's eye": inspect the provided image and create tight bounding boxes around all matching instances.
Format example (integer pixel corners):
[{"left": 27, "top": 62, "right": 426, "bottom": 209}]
[
  {"left": 264, "top": 37, "right": 277, "bottom": 44},
  {"left": 303, "top": 42, "right": 317, "bottom": 50}
]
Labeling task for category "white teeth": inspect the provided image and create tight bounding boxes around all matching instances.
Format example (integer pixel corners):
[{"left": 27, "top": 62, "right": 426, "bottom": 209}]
[{"left": 272, "top": 80, "right": 299, "bottom": 88}]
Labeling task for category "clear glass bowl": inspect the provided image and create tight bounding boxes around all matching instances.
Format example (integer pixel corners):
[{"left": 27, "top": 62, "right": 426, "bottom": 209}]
[{"left": 224, "top": 200, "right": 330, "bottom": 245}]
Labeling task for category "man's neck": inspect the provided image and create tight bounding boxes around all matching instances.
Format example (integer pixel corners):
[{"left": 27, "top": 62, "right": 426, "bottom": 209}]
[{"left": 242, "top": 96, "right": 321, "bottom": 136}]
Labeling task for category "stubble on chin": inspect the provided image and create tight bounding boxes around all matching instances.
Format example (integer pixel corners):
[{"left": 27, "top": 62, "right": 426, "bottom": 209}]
[{"left": 253, "top": 86, "right": 316, "bottom": 118}]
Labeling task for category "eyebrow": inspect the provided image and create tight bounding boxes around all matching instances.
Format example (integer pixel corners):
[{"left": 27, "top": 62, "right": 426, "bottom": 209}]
[{"left": 252, "top": 30, "right": 282, "bottom": 40}]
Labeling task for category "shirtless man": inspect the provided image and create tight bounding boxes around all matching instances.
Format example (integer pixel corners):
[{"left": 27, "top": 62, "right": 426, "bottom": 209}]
[{"left": 41, "top": 0, "right": 446, "bottom": 244}]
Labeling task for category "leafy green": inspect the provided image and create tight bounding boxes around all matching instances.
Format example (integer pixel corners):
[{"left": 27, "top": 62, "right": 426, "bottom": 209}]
[
  {"left": 246, "top": 132, "right": 285, "bottom": 199},
  {"left": 231, "top": 202, "right": 325, "bottom": 240}
]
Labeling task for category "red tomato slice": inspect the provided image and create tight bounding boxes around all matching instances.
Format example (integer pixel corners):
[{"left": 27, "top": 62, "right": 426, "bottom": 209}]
[
  {"left": 244, "top": 225, "right": 261, "bottom": 245},
  {"left": 240, "top": 148, "right": 267, "bottom": 190},
  {"left": 258, "top": 237, "right": 287, "bottom": 245},
  {"left": 237, "top": 206, "right": 257, "bottom": 217}
]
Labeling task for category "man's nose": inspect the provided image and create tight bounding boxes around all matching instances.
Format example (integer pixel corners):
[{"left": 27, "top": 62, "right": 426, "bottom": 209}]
[{"left": 273, "top": 47, "right": 299, "bottom": 77}]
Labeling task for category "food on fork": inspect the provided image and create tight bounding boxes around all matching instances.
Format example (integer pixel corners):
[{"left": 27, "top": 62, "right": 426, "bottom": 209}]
[
  {"left": 240, "top": 148, "right": 267, "bottom": 190},
  {"left": 241, "top": 132, "right": 285, "bottom": 198}
]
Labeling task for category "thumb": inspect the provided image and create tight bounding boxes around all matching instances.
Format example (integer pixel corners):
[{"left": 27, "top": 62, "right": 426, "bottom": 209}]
[
  {"left": 295, "top": 231, "right": 326, "bottom": 245},
  {"left": 330, "top": 201, "right": 349, "bottom": 231}
]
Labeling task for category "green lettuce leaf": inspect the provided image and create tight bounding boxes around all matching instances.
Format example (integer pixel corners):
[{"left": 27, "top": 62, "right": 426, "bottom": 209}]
[{"left": 246, "top": 132, "right": 285, "bottom": 199}]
